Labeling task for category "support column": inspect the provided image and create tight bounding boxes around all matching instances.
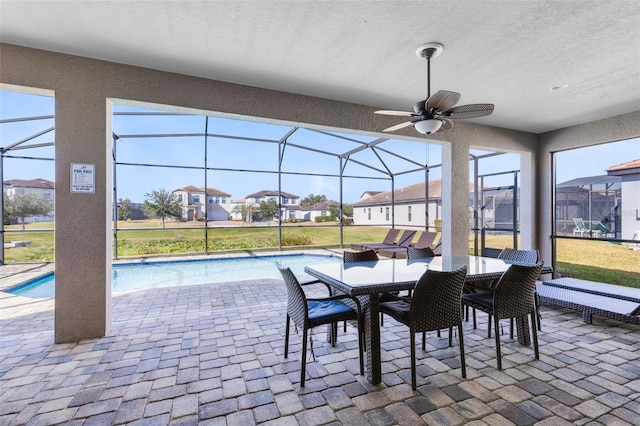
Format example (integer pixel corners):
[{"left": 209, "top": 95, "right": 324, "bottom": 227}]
[
  {"left": 54, "top": 91, "right": 112, "bottom": 343},
  {"left": 442, "top": 139, "right": 471, "bottom": 257}
]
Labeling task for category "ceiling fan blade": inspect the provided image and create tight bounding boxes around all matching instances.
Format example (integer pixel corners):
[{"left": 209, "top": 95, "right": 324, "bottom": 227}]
[
  {"left": 426, "top": 90, "right": 461, "bottom": 112},
  {"left": 383, "top": 121, "right": 414, "bottom": 132},
  {"left": 436, "top": 118, "right": 454, "bottom": 132},
  {"left": 441, "top": 103, "right": 494, "bottom": 119},
  {"left": 375, "top": 110, "right": 417, "bottom": 117}
]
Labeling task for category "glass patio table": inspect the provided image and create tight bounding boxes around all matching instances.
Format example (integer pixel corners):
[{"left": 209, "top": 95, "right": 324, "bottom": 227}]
[{"left": 305, "top": 255, "right": 551, "bottom": 384}]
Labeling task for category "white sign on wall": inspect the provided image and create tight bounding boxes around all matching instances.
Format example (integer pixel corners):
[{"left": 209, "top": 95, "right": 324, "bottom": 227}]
[{"left": 70, "top": 163, "right": 95, "bottom": 193}]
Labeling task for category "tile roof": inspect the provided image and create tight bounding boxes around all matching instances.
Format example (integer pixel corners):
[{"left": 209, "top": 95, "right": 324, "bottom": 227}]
[{"left": 3, "top": 178, "right": 55, "bottom": 189}]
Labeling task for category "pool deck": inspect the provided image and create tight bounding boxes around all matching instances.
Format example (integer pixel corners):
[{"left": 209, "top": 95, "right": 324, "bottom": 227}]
[{"left": 1, "top": 255, "right": 639, "bottom": 424}]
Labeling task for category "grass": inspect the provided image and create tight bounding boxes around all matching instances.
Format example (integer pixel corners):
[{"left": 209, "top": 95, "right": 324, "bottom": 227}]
[{"left": 4, "top": 221, "right": 639, "bottom": 287}]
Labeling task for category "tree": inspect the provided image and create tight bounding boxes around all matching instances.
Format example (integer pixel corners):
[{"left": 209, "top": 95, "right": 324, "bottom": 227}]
[
  {"left": 142, "top": 189, "right": 183, "bottom": 228},
  {"left": 4, "top": 192, "right": 53, "bottom": 230},
  {"left": 258, "top": 199, "right": 279, "bottom": 225},
  {"left": 300, "top": 193, "right": 327, "bottom": 207},
  {"left": 328, "top": 203, "right": 353, "bottom": 221},
  {"left": 232, "top": 203, "right": 253, "bottom": 222},
  {"left": 117, "top": 198, "right": 132, "bottom": 221}
]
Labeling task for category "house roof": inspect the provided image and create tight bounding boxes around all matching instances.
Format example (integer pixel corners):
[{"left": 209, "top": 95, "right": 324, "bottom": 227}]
[
  {"left": 245, "top": 190, "right": 299, "bottom": 199},
  {"left": 173, "top": 185, "right": 231, "bottom": 197},
  {"left": 302, "top": 201, "right": 338, "bottom": 211},
  {"left": 606, "top": 158, "right": 640, "bottom": 176},
  {"left": 4, "top": 178, "right": 54, "bottom": 189},
  {"left": 353, "top": 180, "right": 476, "bottom": 206},
  {"left": 557, "top": 175, "right": 621, "bottom": 188}
]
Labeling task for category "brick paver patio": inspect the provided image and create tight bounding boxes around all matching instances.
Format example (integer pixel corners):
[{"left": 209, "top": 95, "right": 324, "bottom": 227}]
[{"left": 1, "top": 264, "right": 639, "bottom": 425}]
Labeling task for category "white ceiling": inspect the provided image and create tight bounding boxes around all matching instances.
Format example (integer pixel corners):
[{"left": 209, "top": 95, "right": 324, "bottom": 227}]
[{"left": 1, "top": 1, "right": 639, "bottom": 134}]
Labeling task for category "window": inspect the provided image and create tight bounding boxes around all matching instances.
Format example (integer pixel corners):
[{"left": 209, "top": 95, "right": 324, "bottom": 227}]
[
  {"left": 380, "top": 207, "right": 383, "bottom": 213},
  {"left": 385, "top": 207, "right": 390, "bottom": 221},
  {"left": 208, "top": 197, "right": 213, "bottom": 204},
  {"left": 193, "top": 195, "right": 200, "bottom": 202},
  {"left": 321, "top": 210, "right": 327, "bottom": 216},
  {"left": 215, "top": 197, "right": 220, "bottom": 203},
  {"left": 221, "top": 197, "right": 226, "bottom": 203},
  {"left": 177, "top": 194, "right": 183, "bottom": 202},
  {"left": 408, "top": 206, "right": 412, "bottom": 222},
  {"left": 368, "top": 208, "right": 371, "bottom": 220}
]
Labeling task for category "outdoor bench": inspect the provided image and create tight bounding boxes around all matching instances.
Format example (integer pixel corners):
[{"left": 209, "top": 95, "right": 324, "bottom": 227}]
[
  {"left": 536, "top": 282, "right": 640, "bottom": 325},
  {"left": 542, "top": 277, "right": 640, "bottom": 303}
]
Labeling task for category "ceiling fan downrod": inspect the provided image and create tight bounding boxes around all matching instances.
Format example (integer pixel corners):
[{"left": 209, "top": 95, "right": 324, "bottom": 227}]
[{"left": 415, "top": 42, "right": 444, "bottom": 106}]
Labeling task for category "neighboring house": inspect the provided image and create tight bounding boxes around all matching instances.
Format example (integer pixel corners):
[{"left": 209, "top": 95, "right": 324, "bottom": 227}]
[
  {"left": 352, "top": 180, "right": 480, "bottom": 229},
  {"left": 607, "top": 158, "right": 640, "bottom": 239},
  {"left": 3, "top": 178, "right": 55, "bottom": 222},
  {"left": 229, "top": 198, "right": 248, "bottom": 220},
  {"left": 172, "top": 185, "right": 232, "bottom": 221},
  {"left": 301, "top": 201, "right": 338, "bottom": 221},
  {"left": 244, "top": 190, "right": 301, "bottom": 221}
]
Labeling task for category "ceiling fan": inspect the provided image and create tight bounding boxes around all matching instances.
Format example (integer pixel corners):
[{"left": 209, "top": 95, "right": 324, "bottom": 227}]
[{"left": 375, "top": 42, "right": 494, "bottom": 135}]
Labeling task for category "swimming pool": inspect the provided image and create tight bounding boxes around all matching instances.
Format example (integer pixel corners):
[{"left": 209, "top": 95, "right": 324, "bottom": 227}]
[{"left": 6, "top": 253, "right": 341, "bottom": 299}]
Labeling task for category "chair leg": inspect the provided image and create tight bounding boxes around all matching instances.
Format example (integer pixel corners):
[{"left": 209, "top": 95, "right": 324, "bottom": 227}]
[
  {"left": 410, "top": 331, "right": 417, "bottom": 390},
  {"left": 332, "top": 322, "right": 338, "bottom": 346},
  {"left": 358, "top": 326, "right": 365, "bottom": 376},
  {"left": 494, "top": 316, "right": 502, "bottom": 370},
  {"left": 531, "top": 312, "right": 540, "bottom": 360},
  {"left": 301, "top": 328, "right": 308, "bottom": 387},
  {"left": 380, "top": 313, "right": 384, "bottom": 326},
  {"left": 472, "top": 308, "right": 477, "bottom": 329},
  {"left": 285, "top": 315, "right": 290, "bottom": 358},
  {"left": 487, "top": 313, "right": 492, "bottom": 338},
  {"left": 422, "top": 332, "right": 426, "bottom": 351},
  {"left": 457, "top": 323, "right": 466, "bottom": 379},
  {"left": 509, "top": 318, "right": 514, "bottom": 339},
  {"left": 535, "top": 292, "right": 542, "bottom": 331}
]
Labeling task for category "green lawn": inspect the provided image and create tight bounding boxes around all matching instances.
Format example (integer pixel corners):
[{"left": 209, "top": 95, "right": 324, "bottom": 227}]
[{"left": 4, "top": 222, "right": 639, "bottom": 287}]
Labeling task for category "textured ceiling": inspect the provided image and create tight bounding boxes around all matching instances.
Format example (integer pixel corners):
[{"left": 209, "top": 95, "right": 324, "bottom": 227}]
[{"left": 1, "top": 1, "right": 639, "bottom": 134}]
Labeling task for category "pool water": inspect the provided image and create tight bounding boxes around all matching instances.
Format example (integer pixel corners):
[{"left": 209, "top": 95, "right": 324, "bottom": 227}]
[{"left": 7, "top": 254, "right": 341, "bottom": 299}]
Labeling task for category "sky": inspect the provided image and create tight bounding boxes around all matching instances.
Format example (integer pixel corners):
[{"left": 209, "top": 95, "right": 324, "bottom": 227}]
[{"left": 1, "top": 89, "right": 639, "bottom": 204}]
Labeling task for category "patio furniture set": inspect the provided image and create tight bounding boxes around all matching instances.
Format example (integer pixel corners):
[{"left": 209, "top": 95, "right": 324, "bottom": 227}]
[
  {"left": 300, "top": 252, "right": 552, "bottom": 386},
  {"left": 278, "top": 230, "right": 637, "bottom": 389}
]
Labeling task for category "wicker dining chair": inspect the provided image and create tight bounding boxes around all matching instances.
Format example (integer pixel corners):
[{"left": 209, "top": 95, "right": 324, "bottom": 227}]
[
  {"left": 466, "top": 248, "right": 542, "bottom": 333},
  {"left": 342, "top": 249, "right": 379, "bottom": 329},
  {"left": 406, "top": 246, "right": 436, "bottom": 259},
  {"left": 343, "top": 249, "right": 379, "bottom": 263},
  {"left": 461, "top": 261, "right": 543, "bottom": 370},
  {"left": 379, "top": 266, "right": 468, "bottom": 389},
  {"left": 277, "top": 262, "right": 364, "bottom": 386}
]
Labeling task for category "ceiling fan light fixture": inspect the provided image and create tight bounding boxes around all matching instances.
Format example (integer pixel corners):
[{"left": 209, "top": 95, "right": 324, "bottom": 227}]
[{"left": 414, "top": 119, "right": 443, "bottom": 135}]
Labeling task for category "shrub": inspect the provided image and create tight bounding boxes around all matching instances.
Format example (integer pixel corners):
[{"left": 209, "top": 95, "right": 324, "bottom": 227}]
[{"left": 314, "top": 216, "right": 333, "bottom": 223}]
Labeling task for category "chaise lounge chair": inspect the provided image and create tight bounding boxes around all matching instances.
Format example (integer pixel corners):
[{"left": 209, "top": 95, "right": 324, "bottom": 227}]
[
  {"left": 350, "top": 228, "right": 400, "bottom": 251},
  {"left": 378, "top": 231, "right": 440, "bottom": 259},
  {"left": 594, "top": 221, "right": 613, "bottom": 238},
  {"left": 572, "top": 218, "right": 588, "bottom": 237},
  {"left": 360, "top": 229, "right": 417, "bottom": 253}
]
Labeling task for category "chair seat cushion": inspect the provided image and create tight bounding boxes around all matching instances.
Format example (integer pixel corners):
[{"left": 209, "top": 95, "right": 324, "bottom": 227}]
[
  {"left": 379, "top": 291, "right": 400, "bottom": 302},
  {"left": 379, "top": 300, "right": 411, "bottom": 325},
  {"left": 461, "top": 290, "right": 494, "bottom": 309},
  {"left": 308, "top": 300, "right": 354, "bottom": 322}
]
